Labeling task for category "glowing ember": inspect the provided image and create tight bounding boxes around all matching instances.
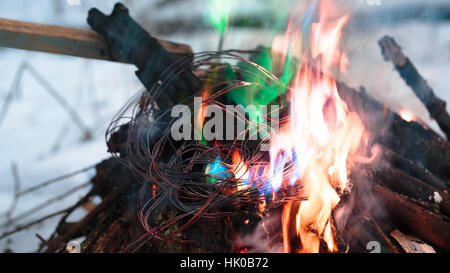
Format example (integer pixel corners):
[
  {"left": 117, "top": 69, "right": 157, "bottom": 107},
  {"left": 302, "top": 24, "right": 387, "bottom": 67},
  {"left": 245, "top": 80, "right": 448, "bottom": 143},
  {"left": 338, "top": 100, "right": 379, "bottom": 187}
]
[{"left": 399, "top": 109, "right": 416, "bottom": 122}]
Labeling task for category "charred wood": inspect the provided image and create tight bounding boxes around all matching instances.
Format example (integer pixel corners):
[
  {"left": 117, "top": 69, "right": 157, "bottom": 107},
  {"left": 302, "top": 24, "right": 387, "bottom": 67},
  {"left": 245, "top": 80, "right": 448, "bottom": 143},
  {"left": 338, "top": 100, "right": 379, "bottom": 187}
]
[
  {"left": 368, "top": 164, "right": 450, "bottom": 216},
  {"left": 378, "top": 144, "right": 448, "bottom": 190},
  {"left": 337, "top": 82, "right": 450, "bottom": 183},
  {"left": 379, "top": 35, "right": 450, "bottom": 140},
  {"left": 43, "top": 158, "right": 136, "bottom": 253},
  {"left": 87, "top": 3, "right": 199, "bottom": 105},
  {"left": 88, "top": 3, "right": 201, "bottom": 158},
  {"left": 344, "top": 214, "right": 400, "bottom": 253},
  {"left": 368, "top": 175, "right": 450, "bottom": 252}
]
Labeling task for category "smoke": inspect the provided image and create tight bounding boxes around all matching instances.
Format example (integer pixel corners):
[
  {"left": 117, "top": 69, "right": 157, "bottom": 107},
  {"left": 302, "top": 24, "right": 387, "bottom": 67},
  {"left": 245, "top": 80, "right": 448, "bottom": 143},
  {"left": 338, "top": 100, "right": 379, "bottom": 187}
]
[{"left": 237, "top": 211, "right": 284, "bottom": 253}]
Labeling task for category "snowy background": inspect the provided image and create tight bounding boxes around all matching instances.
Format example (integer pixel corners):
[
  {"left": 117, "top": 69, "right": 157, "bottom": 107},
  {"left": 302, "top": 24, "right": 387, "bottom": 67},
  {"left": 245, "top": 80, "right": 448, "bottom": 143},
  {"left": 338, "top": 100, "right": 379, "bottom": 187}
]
[{"left": 0, "top": 0, "right": 449, "bottom": 252}]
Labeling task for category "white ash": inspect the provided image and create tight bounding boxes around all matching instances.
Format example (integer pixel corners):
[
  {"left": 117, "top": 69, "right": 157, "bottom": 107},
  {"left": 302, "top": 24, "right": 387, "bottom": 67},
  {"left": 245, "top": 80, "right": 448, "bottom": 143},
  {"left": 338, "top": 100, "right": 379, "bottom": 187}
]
[{"left": 433, "top": 191, "right": 443, "bottom": 204}]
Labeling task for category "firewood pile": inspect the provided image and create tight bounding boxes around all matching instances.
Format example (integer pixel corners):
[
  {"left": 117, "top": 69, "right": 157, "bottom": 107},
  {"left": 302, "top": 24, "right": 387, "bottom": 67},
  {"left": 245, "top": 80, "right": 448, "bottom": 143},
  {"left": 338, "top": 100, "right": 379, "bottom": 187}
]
[{"left": 5, "top": 3, "right": 449, "bottom": 253}]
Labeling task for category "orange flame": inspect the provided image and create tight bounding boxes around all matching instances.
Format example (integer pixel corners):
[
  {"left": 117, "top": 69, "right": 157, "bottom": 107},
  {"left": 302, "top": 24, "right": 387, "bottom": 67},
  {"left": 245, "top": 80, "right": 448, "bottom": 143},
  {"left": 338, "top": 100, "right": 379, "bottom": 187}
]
[
  {"left": 226, "top": 1, "right": 366, "bottom": 252},
  {"left": 269, "top": 1, "right": 365, "bottom": 252},
  {"left": 197, "top": 89, "right": 210, "bottom": 131},
  {"left": 231, "top": 149, "right": 250, "bottom": 191}
]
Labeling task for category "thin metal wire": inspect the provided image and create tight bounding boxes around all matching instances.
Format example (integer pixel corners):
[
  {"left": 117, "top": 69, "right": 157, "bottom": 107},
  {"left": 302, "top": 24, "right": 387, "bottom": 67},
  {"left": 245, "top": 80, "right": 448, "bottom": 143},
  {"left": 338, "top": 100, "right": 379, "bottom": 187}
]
[{"left": 107, "top": 50, "right": 304, "bottom": 250}]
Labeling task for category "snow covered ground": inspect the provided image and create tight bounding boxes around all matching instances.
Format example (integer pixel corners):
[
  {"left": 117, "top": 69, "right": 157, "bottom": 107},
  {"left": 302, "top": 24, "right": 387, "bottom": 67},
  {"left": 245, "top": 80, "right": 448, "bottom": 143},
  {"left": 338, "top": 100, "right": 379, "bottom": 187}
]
[
  {"left": 0, "top": 0, "right": 144, "bottom": 252},
  {"left": 0, "top": 0, "right": 449, "bottom": 252}
]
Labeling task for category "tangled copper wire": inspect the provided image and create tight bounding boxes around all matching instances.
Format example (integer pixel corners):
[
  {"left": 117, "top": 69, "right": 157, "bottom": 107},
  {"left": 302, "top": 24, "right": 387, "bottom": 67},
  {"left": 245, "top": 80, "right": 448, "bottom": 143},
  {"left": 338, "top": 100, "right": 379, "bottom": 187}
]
[{"left": 106, "top": 50, "right": 306, "bottom": 251}]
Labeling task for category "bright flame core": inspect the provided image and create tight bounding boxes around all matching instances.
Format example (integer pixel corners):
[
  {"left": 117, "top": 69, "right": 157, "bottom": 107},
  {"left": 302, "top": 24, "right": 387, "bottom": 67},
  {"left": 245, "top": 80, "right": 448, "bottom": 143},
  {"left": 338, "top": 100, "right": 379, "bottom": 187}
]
[
  {"left": 399, "top": 109, "right": 416, "bottom": 122},
  {"left": 202, "top": 1, "right": 367, "bottom": 252},
  {"left": 269, "top": 4, "right": 365, "bottom": 253},
  {"left": 226, "top": 3, "right": 365, "bottom": 253}
]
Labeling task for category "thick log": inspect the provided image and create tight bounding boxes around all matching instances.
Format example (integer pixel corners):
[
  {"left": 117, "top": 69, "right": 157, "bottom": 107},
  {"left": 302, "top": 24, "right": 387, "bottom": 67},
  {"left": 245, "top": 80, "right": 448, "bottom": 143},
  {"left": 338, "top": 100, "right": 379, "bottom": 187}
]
[
  {"left": 369, "top": 180, "right": 450, "bottom": 252},
  {"left": 379, "top": 36, "right": 450, "bottom": 140},
  {"left": 0, "top": 17, "right": 192, "bottom": 63},
  {"left": 382, "top": 115, "right": 450, "bottom": 183},
  {"left": 368, "top": 165, "right": 450, "bottom": 216},
  {"left": 337, "top": 82, "right": 450, "bottom": 183},
  {"left": 379, "top": 144, "right": 447, "bottom": 190}
]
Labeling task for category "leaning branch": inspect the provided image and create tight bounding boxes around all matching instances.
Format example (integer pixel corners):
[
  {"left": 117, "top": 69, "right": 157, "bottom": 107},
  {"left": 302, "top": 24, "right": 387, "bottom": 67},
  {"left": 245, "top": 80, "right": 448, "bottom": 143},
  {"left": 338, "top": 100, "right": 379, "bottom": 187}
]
[{"left": 379, "top": 35, "right": 450, "bottom": 140}]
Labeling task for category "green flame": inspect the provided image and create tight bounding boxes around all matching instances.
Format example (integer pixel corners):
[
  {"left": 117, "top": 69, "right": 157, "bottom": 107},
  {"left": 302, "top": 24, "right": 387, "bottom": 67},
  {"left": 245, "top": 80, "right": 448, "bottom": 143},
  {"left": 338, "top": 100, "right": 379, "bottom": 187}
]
[
  {"left": 203, "top": 0, "right": 233, "bottom": 36},
  {"left": 226, "top": 47, "right": 296, "bottom": 122}
]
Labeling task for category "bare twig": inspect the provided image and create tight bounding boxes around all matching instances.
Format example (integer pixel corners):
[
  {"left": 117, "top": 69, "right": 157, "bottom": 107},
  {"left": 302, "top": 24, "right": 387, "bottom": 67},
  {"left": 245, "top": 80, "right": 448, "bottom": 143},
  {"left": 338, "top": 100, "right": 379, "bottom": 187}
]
[
  {"left": 23, "top": 62, "right": 93, "bottom": 140},
  {"left": 4, "top": 162, "right": 21, "bottom": 225},
  {"left": 0, "top": 206, "right": 74, "bottom": 240},
  {"left": 0, "top": 184, "right": 95, "bottom": 242},
  {"left": 50, "top": 123, "right": 70, "bottom": 153},
  {"left": 0, "top": 63, "right": 26, "bottom": 128},
  {"left": 83, "top": 61, "right": 101, "bottom": 119},
  {"left": 18, "top": 164, "right": 95, "bottom": 197},
  {"left": 0, "top": 62, "right": 93, "bottom": 140},
  {"left": 1, "top": 181, "right": 90, "bottom": 227},
  {"left": 35, "top": 233, "right": 46, "bottom": 245}
]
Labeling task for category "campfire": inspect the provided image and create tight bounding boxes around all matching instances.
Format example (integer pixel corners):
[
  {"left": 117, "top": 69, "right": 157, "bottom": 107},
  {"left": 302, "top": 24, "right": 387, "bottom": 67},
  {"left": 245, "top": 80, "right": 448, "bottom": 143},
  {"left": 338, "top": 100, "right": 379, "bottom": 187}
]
[{"left": 1, "top": 1, "right": 449, "bottom": 254}]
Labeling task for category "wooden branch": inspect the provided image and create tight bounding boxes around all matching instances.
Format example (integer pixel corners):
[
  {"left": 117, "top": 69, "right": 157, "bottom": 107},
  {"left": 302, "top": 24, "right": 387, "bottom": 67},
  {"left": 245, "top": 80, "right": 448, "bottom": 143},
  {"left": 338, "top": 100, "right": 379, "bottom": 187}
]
[
  {"left": 379, "top": 36, "right": 450, "bottom": 140},
  {"left": 0, "top": 17, "right": 192, "bottom": 63},
  {"left": 89, "top": 3, "right": 201, "bottom": 158},
  {"left": 82, "top": 210, "right": 135, "bottom": 253}
]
